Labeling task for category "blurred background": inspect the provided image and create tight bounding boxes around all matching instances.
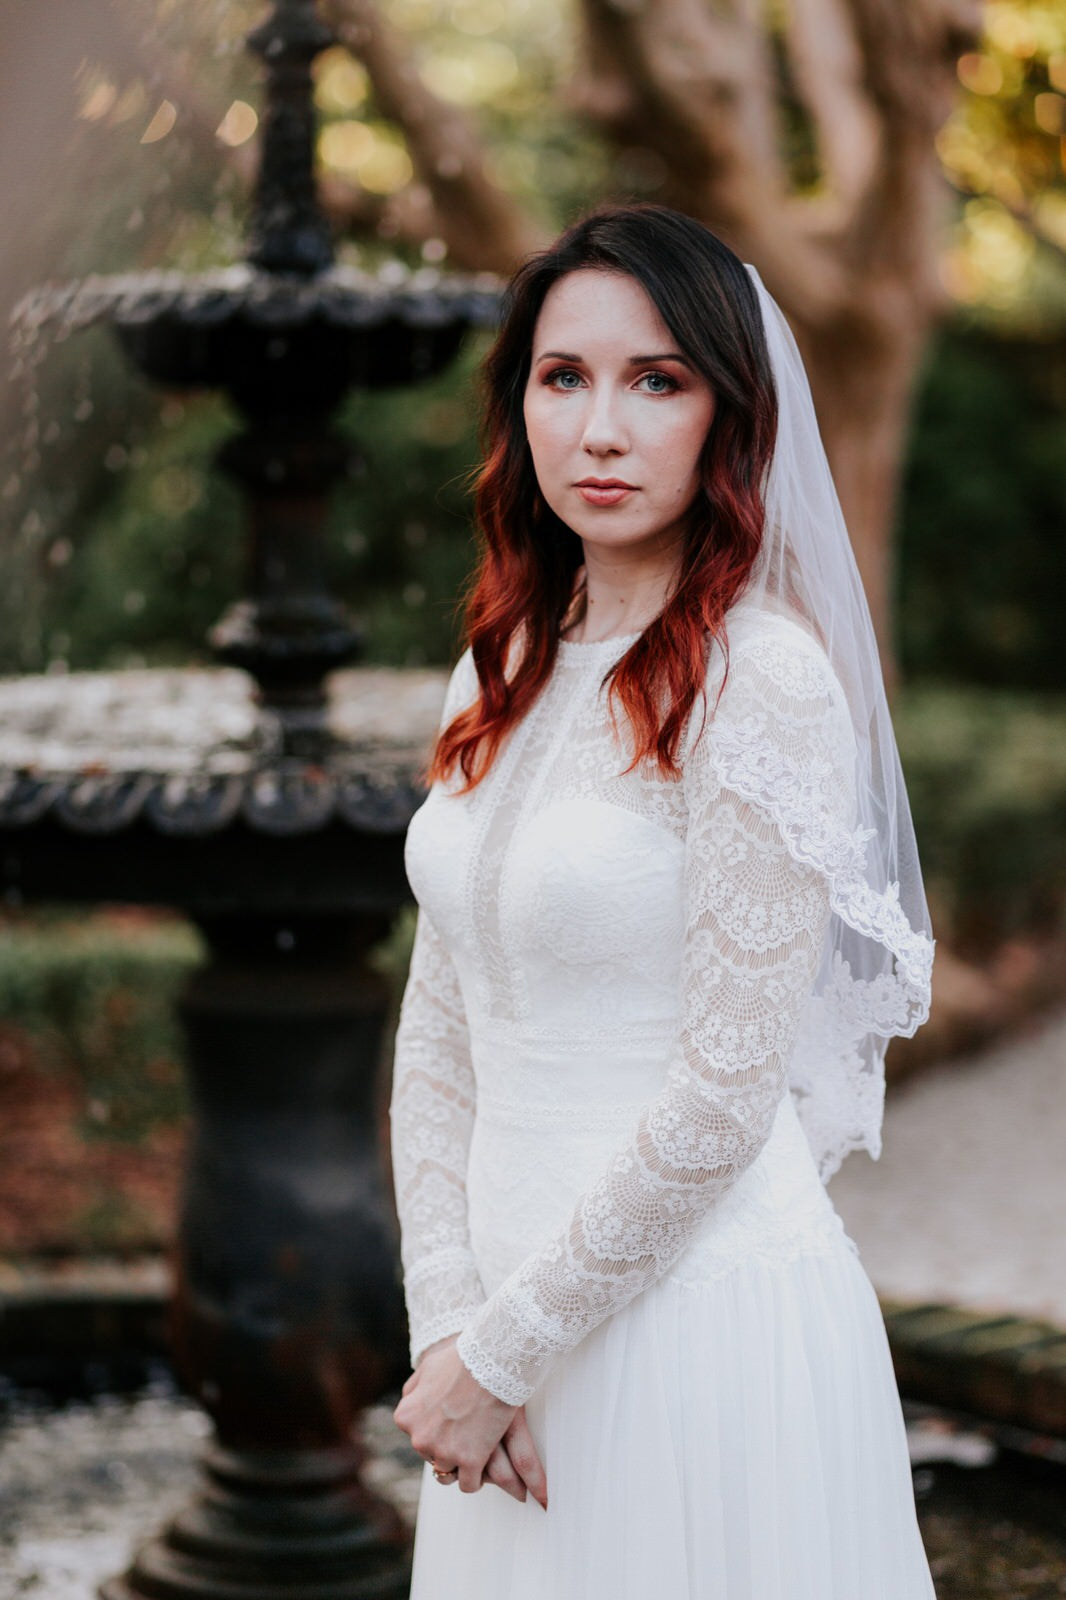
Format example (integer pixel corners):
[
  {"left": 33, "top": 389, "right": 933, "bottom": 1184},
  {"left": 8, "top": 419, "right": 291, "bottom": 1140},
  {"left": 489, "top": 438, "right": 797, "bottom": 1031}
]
[
  {"left": 0, "top": 1, "right": 1064, "bottom": 1594},
  {"left": 1, "top": 0, "right": 1064, "bottom": 1264}
]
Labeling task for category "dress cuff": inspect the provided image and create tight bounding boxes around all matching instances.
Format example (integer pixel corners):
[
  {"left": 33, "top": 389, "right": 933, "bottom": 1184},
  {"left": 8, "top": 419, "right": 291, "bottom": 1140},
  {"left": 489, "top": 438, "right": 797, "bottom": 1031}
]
[
  {"left": 410, "top": 1304, "right": 486, "bottom": 1370},
  {"left": 455, "top": 1326, "right": 537, "bottom": 1406}
]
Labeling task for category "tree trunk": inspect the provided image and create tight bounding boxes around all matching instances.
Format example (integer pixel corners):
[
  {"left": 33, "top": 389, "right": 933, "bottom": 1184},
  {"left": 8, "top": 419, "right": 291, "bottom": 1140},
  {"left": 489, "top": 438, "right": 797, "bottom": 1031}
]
[{"left": 799, "top": 307, "right": 930, "bottom": 693}]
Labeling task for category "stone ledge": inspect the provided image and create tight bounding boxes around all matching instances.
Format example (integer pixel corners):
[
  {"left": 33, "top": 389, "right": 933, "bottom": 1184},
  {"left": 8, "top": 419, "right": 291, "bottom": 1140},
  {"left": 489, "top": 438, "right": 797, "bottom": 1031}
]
[
  {"left": 883, "top": 1299, "right": 1066, "bottom": 1440},
  {"left": 0, "top": 1258, "right": 171, "bottom": 1391}
]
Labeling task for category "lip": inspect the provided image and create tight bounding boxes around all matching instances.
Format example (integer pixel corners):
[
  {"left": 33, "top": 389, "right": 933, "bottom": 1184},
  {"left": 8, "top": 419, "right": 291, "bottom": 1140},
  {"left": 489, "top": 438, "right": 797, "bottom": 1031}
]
[{"left": 574, "top": 477, "right": 638, "bottom": 506}]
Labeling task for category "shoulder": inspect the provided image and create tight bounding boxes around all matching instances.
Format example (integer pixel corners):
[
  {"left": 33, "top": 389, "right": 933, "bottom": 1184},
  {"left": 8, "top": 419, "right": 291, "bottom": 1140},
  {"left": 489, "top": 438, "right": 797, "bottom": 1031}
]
[
  {"left": 439, "top": 645, "right": 479, "bottom": 726},
  {"left": 711, "top": 600, "right": 848, "bottom": 714},
  {"left": 685, "top": 600, "right": 858, "bottom": 812},
  {"left": 696, "top": 602, "right": 855, "bottom": 763}
]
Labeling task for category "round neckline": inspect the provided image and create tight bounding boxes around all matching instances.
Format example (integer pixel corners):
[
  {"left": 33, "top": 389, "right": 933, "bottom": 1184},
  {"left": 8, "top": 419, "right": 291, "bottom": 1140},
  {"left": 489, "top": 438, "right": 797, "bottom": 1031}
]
[{"left": 556, "top": 628, "right": 643, "bottom": 661}]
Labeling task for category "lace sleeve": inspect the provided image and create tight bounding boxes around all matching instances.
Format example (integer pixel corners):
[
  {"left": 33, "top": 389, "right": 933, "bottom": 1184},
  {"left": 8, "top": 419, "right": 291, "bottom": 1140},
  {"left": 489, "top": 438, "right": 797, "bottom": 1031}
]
[
  {"left": 390, "top": 651, "right": 486, "bottom": 1368},
  {"left": 390, "top": 910, "right": 486, "bottom": 1367},
  {"left": 454, "top": 635, "right": 849, "bottom": 1405}
]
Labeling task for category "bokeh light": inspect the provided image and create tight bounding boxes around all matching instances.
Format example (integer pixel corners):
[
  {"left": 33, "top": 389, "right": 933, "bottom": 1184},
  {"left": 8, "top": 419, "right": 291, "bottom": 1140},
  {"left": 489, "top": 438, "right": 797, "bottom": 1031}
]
[{"left": 215, "top": 101, "right": 258, "bottom": 148}]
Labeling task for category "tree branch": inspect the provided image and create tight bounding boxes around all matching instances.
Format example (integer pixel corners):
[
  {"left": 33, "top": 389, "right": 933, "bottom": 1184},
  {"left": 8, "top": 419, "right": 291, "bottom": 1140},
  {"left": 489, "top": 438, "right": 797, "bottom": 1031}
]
[
  {"left": 574, "top": 0, "right": 782, "bottom": 205},
  {"left": 781, "top": 0, "right": 883, "bottom": 230},
  {"left": 320, "top": 0, "right": 546, "bottom": 274},
  {"left": 574, "top": 0, "right": 847, "bottom": 327},
  {"left": 845, "top": 0, "right": 981, "bottom": 134},
  {"left": 816, "top": 0, "right": 980, "bottom": 312}
]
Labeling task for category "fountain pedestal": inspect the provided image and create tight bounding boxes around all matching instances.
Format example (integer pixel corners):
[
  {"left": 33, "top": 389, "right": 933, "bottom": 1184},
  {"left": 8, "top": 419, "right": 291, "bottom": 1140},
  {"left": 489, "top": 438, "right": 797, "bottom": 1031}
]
[{"left": 101, "top": 1447, "right": 407, "bottom": 1600}]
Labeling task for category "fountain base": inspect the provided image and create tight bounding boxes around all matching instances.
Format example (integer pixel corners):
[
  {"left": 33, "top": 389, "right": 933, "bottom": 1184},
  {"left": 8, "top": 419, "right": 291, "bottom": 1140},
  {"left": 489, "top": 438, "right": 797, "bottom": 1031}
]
[{"left": 100, "top": 1443, "right": 411, "bottom": 1600}]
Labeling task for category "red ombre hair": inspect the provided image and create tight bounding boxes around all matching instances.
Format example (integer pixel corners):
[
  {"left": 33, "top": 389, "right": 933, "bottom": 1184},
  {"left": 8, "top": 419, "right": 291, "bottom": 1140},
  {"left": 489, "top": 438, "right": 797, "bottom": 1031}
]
[{"left": 428, "top": 203, "right": 778, "bottom": 790}]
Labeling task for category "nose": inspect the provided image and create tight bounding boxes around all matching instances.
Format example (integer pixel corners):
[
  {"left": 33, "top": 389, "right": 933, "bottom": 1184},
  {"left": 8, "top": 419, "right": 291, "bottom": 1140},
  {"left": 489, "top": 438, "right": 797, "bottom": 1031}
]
[{"left": 580, "top": 383, "right": 628, "bottom": 457}]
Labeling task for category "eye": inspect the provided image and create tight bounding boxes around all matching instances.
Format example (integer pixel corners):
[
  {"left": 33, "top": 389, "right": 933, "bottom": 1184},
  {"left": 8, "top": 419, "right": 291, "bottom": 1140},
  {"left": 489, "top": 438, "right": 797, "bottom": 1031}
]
[
  {"left": 544, "top": 366, "right": 585, "bottom": 390},
  {"left": 636, "top": 371, "right": 680, "bottom": 394}
]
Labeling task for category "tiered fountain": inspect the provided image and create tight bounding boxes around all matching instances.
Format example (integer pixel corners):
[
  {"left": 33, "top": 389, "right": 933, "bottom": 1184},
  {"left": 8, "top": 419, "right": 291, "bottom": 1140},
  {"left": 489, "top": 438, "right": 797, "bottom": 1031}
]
[{"left": 2, "top": 2, "right": 497, "bottom": 1596}]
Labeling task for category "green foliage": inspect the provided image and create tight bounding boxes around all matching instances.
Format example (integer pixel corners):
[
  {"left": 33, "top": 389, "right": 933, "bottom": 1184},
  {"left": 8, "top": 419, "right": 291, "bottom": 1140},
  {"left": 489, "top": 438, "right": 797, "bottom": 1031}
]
[
  {"left": 894, "top": 683, "right": 1066, "bottom": 949},
  {"left": 32, "top": 388, "right": 243, "bottom": 672},
  {"left": 22, "top": 336, "right": 489, "bottom": 675},
  {"left": 928, "top": 2, "right": 1066, "bottom": 326},
  {"left": 329, "top": 343, "right": 487, "bottom": 665},
  {"left": 896, "top": 324, "right": 1066, "bottom": 689},
  {"left": 0, "top": 914, "right": 202, "bottom": 1142}
]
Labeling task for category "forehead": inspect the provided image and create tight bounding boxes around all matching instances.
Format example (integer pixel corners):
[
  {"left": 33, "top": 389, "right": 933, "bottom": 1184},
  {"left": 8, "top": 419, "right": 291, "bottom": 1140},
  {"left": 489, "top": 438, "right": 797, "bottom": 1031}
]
[{"left": 532, "top": 269, "right": 673, "bottom": 350}]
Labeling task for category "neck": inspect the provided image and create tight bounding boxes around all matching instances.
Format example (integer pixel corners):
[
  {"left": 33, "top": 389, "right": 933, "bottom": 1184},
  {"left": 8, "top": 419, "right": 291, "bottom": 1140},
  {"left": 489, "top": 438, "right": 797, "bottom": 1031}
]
[{"left": 563, "top": 542, "right": 683, "bottom": 643}]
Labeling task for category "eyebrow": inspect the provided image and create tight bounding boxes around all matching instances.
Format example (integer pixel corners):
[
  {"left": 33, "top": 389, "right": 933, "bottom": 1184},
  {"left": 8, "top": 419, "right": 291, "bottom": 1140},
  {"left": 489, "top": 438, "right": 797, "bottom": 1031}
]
[{"left": 535, "top": 349, "right": 694, "bottom": 368}]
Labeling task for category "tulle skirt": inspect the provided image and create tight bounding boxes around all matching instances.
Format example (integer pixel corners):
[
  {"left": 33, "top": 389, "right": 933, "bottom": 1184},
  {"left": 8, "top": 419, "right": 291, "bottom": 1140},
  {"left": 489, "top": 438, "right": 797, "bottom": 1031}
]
[{"left": 407, "top": 1240, "right": 936, "bottom": 1600}]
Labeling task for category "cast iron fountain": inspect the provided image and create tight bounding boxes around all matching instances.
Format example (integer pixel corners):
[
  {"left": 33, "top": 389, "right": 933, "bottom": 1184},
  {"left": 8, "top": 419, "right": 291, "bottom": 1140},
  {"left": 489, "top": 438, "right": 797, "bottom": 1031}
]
[{"left": 2, "top": 3, "right": 497, "bottom": 1596}]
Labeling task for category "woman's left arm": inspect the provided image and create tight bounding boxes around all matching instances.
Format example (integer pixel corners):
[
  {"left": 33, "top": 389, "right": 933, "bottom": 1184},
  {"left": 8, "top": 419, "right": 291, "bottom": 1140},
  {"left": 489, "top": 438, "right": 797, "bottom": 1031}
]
[{"left": 453, "top": 634, "right": 853, "bottom": 1406}]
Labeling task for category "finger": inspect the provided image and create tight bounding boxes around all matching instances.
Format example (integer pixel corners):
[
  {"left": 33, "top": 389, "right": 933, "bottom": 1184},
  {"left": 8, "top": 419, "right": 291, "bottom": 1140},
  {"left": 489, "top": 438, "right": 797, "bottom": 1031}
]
[
  {"left": 504, "top": 1412, "right": 548, "bottom": 1510},
  {"left": 482, "top": 1443, "right": 526, "bottom": 1503},
  {"left": 457, "top": 1455, "right": 484, "bottom": 1495}
]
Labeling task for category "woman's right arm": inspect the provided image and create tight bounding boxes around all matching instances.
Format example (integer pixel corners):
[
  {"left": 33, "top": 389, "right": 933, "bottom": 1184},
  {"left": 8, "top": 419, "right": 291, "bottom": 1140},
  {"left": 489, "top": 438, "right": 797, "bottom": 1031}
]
[{"left": 391, "top": 905, "right": 486, "bottom": 1368}]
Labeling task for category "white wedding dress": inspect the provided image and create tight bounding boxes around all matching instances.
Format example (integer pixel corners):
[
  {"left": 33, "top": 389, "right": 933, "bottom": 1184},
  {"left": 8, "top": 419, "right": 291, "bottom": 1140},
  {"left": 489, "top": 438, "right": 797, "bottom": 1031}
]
[{"left": 390, "top": 599, "right": 936, "bottom": 1599}]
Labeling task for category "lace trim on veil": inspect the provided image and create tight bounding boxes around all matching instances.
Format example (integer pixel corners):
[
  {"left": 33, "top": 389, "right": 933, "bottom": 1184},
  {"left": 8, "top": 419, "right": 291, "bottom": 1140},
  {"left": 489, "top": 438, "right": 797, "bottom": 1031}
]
[{"left": 704, "top": 613, "right": 933, "bottom": 1181}]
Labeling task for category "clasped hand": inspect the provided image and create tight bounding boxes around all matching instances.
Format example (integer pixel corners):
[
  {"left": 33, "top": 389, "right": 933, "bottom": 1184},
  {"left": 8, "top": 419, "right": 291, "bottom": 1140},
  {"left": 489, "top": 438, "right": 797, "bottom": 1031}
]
[{"left": 393, "top": 1333, "right": 548, "bottom": 1510}]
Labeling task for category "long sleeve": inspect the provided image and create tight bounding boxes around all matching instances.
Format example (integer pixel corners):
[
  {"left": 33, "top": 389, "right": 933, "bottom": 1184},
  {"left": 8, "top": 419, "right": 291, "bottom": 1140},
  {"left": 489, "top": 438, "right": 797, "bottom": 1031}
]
[
  {"left": 454, "top": 638, "right": 850, "bottom": 1405},
  {"left": 390, "top": 906, "right": 487, "bottom": 1367},
  {"left": 390, "top": 650, "right": 486, "bottom": 1368}
]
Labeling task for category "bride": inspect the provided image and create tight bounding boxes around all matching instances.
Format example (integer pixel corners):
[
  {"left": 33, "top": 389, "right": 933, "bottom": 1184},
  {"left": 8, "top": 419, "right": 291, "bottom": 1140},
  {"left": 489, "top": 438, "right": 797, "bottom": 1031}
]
[{"left": 389, "top": 203, "right": 936, "bottom": 1598}]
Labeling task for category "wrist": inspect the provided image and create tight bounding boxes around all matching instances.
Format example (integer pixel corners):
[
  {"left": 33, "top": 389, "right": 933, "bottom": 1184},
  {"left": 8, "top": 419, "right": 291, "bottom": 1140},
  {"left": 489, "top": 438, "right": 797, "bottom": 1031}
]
[{"left": 416, "top": 1331, "right": 459, "bottom": 1367}]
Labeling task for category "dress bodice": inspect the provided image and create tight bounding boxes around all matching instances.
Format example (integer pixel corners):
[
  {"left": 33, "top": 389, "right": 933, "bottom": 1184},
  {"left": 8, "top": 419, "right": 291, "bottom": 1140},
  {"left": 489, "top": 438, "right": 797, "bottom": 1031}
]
[{"left": 405, "top": 629, "right": 689, "bottom": 1047}]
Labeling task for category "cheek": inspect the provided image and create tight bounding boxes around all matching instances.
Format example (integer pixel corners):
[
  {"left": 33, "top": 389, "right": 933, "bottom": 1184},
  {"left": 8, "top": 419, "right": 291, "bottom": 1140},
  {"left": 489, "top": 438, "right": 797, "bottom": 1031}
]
[
  {"left": 523, "top": 395, "right": 573, "bottom": 473},
  {"left": 651, "top": 410, "right": 712, "bottom": 494}
]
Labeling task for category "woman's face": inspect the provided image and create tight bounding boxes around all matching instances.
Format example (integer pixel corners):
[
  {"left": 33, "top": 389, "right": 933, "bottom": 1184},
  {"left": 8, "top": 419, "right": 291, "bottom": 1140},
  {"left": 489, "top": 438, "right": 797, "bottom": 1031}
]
[{"left": 523, "top": 268, "right": 716, "bottom": 564}]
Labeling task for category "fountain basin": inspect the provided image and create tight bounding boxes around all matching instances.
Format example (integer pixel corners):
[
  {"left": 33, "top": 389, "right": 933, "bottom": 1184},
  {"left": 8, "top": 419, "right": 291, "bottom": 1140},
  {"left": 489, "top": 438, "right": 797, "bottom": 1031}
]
[{"left": 11, "top": 264, "right": 501, "bottom": 414}]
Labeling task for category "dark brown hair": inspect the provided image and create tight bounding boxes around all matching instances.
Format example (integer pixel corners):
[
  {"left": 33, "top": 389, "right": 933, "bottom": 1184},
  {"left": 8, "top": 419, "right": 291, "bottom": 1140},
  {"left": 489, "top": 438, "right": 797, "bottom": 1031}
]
[{"left": 429, "top": 202, "right": 778, "bottom": 789}]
